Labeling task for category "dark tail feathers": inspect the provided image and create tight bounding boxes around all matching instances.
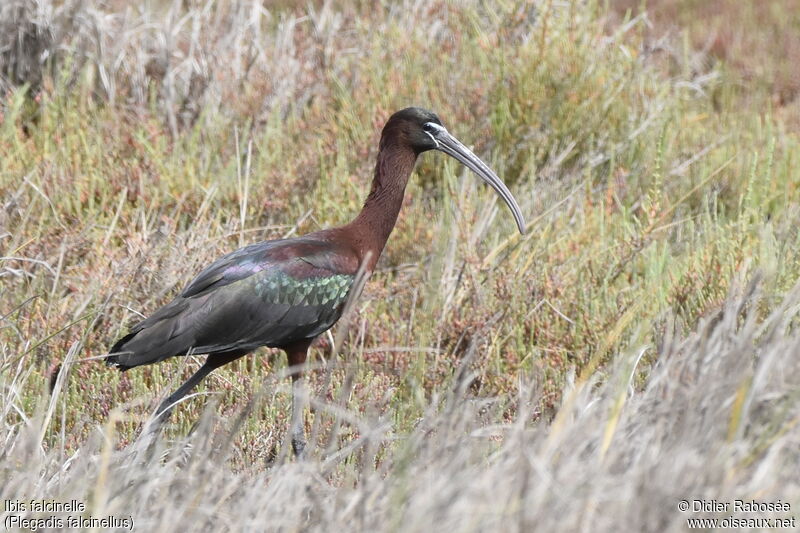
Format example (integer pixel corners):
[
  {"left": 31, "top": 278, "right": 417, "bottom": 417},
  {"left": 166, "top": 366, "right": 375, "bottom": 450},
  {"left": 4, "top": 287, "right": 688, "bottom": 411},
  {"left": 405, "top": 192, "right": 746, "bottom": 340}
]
[{"left": 106, "top": 331, "right": 138, "bottom": 370}]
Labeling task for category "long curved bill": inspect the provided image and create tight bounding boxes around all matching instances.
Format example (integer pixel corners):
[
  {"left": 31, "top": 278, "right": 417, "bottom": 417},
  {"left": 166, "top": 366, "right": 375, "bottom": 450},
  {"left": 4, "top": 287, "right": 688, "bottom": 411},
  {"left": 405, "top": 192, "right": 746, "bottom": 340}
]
[{"left": 424, "top": 122, "right": 526, "bottom": 234}]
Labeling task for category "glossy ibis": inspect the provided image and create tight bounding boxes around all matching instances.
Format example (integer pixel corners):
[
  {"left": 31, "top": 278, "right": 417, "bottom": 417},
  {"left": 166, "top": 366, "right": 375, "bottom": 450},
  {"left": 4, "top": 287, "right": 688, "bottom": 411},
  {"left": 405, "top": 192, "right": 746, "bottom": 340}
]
[{"left": 107, "top": 107, "right": 525, "bottom": 455}]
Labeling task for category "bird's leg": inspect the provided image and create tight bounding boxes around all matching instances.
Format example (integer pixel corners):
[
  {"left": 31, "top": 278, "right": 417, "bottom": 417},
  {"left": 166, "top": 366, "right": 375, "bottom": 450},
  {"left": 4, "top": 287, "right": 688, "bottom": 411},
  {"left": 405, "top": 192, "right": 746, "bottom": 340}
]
[
  {"left": 151, "top": 350, "right": 248, "bottom": 427},
  {"left": 286, "top": 340, "right": 312, "bottom": 458},
  {"left": 290, "top": 374, "right": 308, "bottom": 458}
]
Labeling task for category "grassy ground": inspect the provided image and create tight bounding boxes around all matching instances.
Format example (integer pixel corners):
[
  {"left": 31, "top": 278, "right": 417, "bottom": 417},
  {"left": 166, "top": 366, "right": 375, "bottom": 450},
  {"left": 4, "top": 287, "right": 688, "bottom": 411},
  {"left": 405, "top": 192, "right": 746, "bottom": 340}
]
[{"left": 1, "top": 0, "right": 799, "bottom": 530}]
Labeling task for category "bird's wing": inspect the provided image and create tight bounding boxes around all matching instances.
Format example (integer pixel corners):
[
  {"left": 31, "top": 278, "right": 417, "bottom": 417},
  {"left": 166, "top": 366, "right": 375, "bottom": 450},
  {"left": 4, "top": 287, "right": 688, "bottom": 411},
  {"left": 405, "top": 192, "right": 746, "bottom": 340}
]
[
  {"left": 108, "top": 238, "right": 361, "bottom": 369},
  {"left": 181, "top": 238, "right": 361, "bottom": 297},
  {"left": 180, "top": 239, "right": 289, "bottom": 298}
]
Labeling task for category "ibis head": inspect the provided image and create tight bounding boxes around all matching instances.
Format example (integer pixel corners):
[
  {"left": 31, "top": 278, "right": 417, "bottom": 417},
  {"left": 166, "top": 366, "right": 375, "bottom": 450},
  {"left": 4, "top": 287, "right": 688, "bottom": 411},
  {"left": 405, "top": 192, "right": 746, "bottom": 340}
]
[{"left": 379, "top": 107, "right": 526, "bottom": 234}]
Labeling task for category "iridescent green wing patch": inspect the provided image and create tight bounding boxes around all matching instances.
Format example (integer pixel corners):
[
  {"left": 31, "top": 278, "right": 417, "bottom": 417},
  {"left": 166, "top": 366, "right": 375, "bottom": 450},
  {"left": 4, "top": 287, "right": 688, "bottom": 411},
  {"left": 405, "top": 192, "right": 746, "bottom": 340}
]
[{"left": 254, "top": 271, "right": 354, "bottom": 308}]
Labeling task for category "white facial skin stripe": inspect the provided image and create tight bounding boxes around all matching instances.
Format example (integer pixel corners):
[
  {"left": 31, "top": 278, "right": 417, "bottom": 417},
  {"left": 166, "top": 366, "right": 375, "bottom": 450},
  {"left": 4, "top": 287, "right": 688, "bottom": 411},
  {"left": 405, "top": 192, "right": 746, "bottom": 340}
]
[
  {"left": 423, "top": 122, "right": 446, "bottom": 148},
  {"left": 424, "top": 131, "right": 439, "bottom": 148}
]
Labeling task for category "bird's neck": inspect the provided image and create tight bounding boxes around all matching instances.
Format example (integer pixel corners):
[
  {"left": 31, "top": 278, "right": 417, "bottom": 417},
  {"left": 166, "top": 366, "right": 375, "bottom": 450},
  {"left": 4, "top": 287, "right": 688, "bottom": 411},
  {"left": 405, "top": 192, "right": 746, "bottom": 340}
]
[{"left": 346, "top": 144, "right": 417, "bottom": 270}]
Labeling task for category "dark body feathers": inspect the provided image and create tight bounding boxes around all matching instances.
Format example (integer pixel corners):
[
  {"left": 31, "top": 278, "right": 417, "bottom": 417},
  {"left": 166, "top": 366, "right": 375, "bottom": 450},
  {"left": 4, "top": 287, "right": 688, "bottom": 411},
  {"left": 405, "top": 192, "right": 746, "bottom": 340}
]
[{"left": 108, "top": 236, "right": 358, "bottom": 370}]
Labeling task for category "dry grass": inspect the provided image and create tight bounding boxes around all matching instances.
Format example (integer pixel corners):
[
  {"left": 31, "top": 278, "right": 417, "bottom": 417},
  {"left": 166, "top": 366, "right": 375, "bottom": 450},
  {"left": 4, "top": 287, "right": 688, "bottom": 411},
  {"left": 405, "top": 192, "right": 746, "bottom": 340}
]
[
  {"left": 1, "top": 0, "right": 799, "bottom": 530},
  {"left": 612, "top": 0, "right": 800, "bottom": 123},
  {"left": 3, "top": 278, "right": 799, "bottom": 531}
]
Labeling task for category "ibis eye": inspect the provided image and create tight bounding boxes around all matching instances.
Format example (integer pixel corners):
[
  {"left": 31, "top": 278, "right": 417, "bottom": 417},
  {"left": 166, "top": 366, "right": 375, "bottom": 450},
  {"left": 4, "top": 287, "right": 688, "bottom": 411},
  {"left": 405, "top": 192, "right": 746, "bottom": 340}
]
[{"left": 423, "top": 122, "right": 443, "bottom": 134}]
